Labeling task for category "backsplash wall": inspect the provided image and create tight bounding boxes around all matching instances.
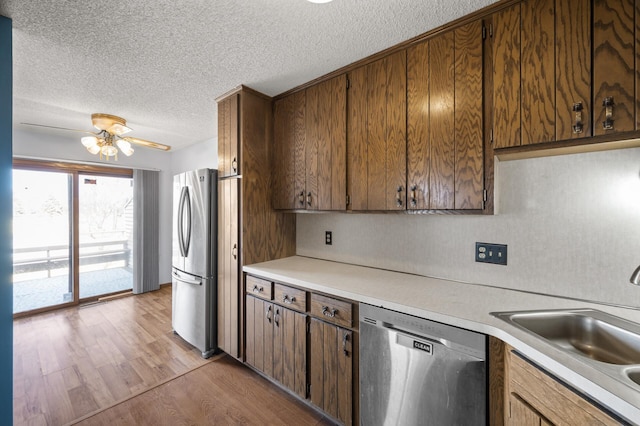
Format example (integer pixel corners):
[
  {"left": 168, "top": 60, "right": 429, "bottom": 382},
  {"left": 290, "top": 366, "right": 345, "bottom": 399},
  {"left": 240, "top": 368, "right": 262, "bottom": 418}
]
[{"left": 296, "top": 147, "right": 640, "bottom": 308}]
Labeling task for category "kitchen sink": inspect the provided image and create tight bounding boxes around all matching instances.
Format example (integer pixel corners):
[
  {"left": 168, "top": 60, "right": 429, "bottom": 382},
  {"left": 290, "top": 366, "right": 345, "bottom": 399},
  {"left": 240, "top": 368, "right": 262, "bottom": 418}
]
[{"left": 491, "top": 309, "right": 640, "bottom": 365}]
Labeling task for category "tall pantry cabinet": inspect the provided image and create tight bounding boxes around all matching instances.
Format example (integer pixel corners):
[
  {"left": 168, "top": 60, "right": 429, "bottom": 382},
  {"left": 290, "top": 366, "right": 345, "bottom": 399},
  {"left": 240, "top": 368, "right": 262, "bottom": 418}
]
[{"left": 216, "top": 86, "right": 296, "bottom": 358}]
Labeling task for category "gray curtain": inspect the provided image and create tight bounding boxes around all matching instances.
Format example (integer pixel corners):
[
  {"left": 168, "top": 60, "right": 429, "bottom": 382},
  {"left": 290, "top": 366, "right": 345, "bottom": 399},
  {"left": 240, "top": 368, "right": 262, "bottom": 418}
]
[{"left": 132, "top": 169, "right": 160, "bottom": 294}]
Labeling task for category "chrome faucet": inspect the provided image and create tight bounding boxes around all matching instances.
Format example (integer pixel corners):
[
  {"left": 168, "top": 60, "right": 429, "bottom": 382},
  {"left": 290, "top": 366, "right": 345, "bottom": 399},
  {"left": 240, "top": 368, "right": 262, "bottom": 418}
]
[{"left": 631, "top": 265, "right": 640, "bottom": 285}]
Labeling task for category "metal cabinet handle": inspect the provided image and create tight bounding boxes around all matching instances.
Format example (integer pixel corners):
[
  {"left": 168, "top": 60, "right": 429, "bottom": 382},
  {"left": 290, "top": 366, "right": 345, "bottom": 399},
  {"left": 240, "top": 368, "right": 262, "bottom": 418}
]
[
  {"left": 266, "top": 305, "right": 272, "bottom": 323},
  {"left": 572, "top": 102, "right": 584, "bottom": 134},
  {"left": 232, "top": 243, "right": 237, "bottom": 260},
  {"left": 298, "top": 191, "right": 305, "bottom": 206},
  {"left": 322, "top": 306, "right": 337, "bottom": 318},
  {"left": 306, "top": 191, "right": 312, "bottom": 207},
  {"left": 274, "top": 307, "right": 280, "bottom": 327},
  {"left": 231, "top": 157, "right": 238, "bottom": 173},
  {"left": 410, "top": 185, "right": 417, "bottom": 207},
  {"left": 342, "top": 332, "right": 350, "bottom": 357},
  {"left": 253, "top": 285, "right": 263, "bottom": 294},
  {"left": 282, "top": 294, "right": 296, "bottom": 304},
  {"left": 396, "top": 186, "right": 404, "bottom": 207},
  {"left": 602, "top": 97, "right": 614, "bottom": 130}
]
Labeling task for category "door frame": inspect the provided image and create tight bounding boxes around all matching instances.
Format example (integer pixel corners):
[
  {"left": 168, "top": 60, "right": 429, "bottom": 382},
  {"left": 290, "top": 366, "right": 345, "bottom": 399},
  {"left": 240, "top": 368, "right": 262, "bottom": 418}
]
[{"left": 12, "top": 158, "right": 133, "bottom": 318}]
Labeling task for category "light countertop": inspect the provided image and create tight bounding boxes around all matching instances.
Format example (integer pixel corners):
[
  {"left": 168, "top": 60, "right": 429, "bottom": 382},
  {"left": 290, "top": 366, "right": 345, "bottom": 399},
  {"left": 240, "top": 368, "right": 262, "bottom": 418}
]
[{"left": 244, "top": 255, "right": 640, "bottom": 424}]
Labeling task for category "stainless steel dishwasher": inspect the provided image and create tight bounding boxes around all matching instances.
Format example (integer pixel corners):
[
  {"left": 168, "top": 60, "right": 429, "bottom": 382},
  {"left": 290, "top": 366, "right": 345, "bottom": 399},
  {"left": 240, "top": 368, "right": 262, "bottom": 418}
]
[{"left": 360, "top": 304, "right": 487, "bottom": 425}]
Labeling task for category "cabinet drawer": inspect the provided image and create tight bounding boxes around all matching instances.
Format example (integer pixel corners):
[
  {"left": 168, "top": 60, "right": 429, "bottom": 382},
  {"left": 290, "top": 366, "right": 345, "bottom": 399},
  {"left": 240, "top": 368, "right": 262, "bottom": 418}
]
[
  {"left": 245, "top": 276, "right": 272, "bottom": 300},
  {"left": 274, "top": 283, "right": 306, "bottom": 312},
  {"left": 310, "top": 293, "right": 353, "bottom": 328}
]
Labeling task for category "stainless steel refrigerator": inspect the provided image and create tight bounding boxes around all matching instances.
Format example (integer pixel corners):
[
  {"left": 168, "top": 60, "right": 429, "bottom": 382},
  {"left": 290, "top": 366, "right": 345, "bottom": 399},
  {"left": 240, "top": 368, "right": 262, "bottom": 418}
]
[{"left": 172, "top": 168, "right": 217, "bottom": 358}]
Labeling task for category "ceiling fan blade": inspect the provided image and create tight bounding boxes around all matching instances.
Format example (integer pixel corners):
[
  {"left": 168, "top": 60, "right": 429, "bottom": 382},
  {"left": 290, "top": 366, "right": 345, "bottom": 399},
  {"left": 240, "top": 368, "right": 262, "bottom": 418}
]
[
  {"left": 121, "top": 136, "right": 171, "bottom": 151},
  {"left": 21, "top": 122, "right": 99, "bottom": 136}
]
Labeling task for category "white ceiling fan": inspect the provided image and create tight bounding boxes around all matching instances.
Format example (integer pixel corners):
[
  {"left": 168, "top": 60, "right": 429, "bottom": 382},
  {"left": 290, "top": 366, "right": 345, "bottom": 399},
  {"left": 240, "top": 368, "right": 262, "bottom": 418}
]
[{"left": 22, "top": 113, "right": 172, "bottom": 161}]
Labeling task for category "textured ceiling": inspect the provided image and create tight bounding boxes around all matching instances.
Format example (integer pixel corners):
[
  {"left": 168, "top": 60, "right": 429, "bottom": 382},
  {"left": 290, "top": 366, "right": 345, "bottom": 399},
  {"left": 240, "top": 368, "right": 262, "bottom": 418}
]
[{"left": 1, "top": 0, "right": 499, "bottom": 151}]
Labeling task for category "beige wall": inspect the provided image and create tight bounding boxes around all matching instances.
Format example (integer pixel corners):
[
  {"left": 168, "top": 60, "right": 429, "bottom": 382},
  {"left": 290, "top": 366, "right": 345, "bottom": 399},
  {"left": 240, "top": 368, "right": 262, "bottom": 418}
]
[{"left": 297, "top": 147, "right": 640, "bottom": 308}]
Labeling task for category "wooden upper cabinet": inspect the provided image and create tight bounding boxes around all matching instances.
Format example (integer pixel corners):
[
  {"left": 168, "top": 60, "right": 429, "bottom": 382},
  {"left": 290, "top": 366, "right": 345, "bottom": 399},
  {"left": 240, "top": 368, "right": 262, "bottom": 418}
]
[
  {"left": 273, "top": 91, "right": 306, "bottom": 210},
  {"left": 555, "top": 0, "right": 591, "bottom": 140},
  {"left": 454, "top": 20, "right": 485, "bottom": 210},
  {"left": 521, "top": 0, "right": 555, "bottom": 145},
  {"left": 407, "top": 21, "right": 484, "bottom": 210},
  {"left": 306, "top": 75, "right": 347, "bottom": 211},
  {"left": 492, "top": 3, "right": 521, "bottom": 149},
  {"left": 218, "top": 94, "right": 240, "bottom": 177},
  {"left": 494, "top": 0, "right": 595, "bottom": 147},
  {"left": 593, "top": 0, "right": 635, "bottom": 136},
  {"left": 348, "top": 51, "right": 407, "bottom": 211}
]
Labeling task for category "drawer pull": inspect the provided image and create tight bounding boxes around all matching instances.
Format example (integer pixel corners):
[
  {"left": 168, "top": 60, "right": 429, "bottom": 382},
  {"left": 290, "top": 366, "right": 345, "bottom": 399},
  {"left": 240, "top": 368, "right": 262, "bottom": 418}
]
[
  {"left": 266, "top": 305, "right": 272, "bottom": 323},
  {"left": 282, "top": 294, "right": 296, "bottom": 304},
  {"left": 231, "top": 157, "right": 238, "bottom": 173},
  {"left": 298, "top": 191, "right": 305, "bottom": 206},
  {"left": 252, "top": 285, "right": 263, "bottom": 294},
  {"left": 274, "top": 307, "right": 280, "bottom": 327},
  {"left": 322, "top": 306, "right": 338, "bottom": 318}
]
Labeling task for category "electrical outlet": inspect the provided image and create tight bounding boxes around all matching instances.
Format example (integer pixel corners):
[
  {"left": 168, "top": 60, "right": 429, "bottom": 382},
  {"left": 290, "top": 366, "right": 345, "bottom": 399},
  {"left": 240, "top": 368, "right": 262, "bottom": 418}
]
[
  {"left": 325, "top": 231, "right": 332, "bottom": 245},
  {"left": 475, "top": 242, "right": 507, "bottom": 265}
]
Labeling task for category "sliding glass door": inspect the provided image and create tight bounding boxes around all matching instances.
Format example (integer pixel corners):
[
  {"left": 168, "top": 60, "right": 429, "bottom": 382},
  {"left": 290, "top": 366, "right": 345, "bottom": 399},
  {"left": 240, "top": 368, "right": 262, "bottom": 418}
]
[
  {"left": 78, "top": 174, "right": 133, "bottom": 298},
  {"left": 13, "top": 169, "right": 73, "bottom": 313},
  {"left": 13, "top": 160, "right": 134, "bottom": 315}
]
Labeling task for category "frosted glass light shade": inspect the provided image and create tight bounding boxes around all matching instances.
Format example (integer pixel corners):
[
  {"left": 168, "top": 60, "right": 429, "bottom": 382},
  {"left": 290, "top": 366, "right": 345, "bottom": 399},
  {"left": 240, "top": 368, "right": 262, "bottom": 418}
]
[
  {"left": 100, "top": 145, "right": 118, "bottom": 158},
  {"left": 81, "top": 136, "right": 101, "bottom": 154},
  {"left": 116, "top": 139, "right": 134, "bottom": 156}
]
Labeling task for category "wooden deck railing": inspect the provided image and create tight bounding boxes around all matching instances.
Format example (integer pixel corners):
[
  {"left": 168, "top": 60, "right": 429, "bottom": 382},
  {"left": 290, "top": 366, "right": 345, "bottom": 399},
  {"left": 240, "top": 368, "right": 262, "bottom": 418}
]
[{"left": 13, "top": 240, "right": 131, "bottom": 277}]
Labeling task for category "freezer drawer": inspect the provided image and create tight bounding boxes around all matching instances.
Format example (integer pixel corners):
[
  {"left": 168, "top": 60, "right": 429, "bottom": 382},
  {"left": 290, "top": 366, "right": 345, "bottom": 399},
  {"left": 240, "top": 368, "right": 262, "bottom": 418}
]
[{"left": 172, "top": 269, "right": 216, "bottom": 358}]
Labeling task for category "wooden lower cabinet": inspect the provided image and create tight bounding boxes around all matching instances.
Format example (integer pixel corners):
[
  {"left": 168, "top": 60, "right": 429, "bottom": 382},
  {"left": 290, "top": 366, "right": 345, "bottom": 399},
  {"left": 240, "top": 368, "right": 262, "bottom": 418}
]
[
  {"left": 245, "top": 294, "right": 307, "bottom": 399},
  {"left": 492, "top": 338, "right": 622, "bottom": 425},
  {"left": 244, "top": 276, "right": 358, "bottom": 425},
  {"left": 309, "top": 318, "right": 353, "bottom": 425}
]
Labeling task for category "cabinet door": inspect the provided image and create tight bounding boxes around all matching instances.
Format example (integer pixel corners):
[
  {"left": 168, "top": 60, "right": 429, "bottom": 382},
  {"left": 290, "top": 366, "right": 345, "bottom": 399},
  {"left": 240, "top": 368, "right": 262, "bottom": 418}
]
[
  {"left": 521, "top": 0, "right": 555, "bottom": 145},
  {"left": 556, "top": 0, "right": 591, "bottom": 140},
  {"left": 429, "top": 30, "right": 455, "bottom": 209},
  {"left": 245, "top": 295, "right": 274, "bottom": 376},
  {"left": 310, "top": 318, "right": 353, "bottom": 425},
  {"left": 492, "top": 3, "right": 521, "bottom": 149},
  {"left": 407, "top": 22, "right": 483, "bottom": 210},
  {"left": 593, "top": 0, "right": 635, "bottom": 136},
  {"left": 407, "top": 40, "right": 431, "bottom": 210},
  {"left": 306, "top": 75, "right": 346, "bottom": 211},
  {"left": 273, "top": 306, "right": 307, "bottom": 399},
  {"left": 218, "top": 94, "right": 240, "bottom": 178},
  {"left": 349, "top": 52, "right": 406, "bottom": 211},
  {"left": 273, "top": 91, "right": 306, "bottom": 210},
  {"left": 454, "top": 20, "right": 484, "bottom": 209},
  {"left": 218, "top": 178, "right": 240, "bottom": 358}
]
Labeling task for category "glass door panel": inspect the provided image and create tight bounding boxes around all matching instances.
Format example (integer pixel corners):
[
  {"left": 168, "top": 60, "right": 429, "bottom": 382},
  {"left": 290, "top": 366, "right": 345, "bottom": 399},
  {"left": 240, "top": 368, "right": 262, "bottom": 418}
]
[
  {"left": 78, "top": 174, "right": 134, "bottom": 299},
  {"left": 13, "top": 169, "right": 73, "bottom": 313}
]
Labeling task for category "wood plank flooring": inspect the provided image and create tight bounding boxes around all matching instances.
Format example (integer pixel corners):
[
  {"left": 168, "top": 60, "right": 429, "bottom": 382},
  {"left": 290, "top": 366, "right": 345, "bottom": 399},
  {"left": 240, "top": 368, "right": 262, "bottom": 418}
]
[
  {"left": 14, "top": 285, "right": 331, "bottom": 425},
  {"left": 74, "top": 355, "right": 332, "bottom": 426}
]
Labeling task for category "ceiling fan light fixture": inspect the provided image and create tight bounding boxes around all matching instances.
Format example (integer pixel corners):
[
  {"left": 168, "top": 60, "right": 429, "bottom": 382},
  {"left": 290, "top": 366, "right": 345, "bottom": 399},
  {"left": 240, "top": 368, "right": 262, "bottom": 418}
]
[
  {"left": 100, "top": 144, "right": 118, "bottom": 160},
  {"left": 116, "top": 139, "right": 134, "bottom": 156},
  {"left": 81, "top": 136, "right": 101, "bottom": 154}
]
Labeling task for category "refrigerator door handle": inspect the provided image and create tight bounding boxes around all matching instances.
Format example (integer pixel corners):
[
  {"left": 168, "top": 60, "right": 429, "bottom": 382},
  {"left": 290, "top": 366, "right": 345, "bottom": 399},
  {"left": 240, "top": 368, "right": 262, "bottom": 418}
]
[
  {"left": 183, "top": 187, "right": 192, "bottom": 257},
  {"left": 172, "top": 271, "right": 202, "bottom": 286},
  {"left": 177, "top": 186, "right": 192, "bottom": 258}
]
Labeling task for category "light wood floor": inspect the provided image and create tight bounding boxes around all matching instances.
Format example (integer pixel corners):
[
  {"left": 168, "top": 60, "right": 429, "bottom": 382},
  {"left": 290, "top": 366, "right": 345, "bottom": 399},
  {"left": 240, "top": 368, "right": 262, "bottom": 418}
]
[{"left": 14, "top": 285, "right": 331, "bottom": 425}]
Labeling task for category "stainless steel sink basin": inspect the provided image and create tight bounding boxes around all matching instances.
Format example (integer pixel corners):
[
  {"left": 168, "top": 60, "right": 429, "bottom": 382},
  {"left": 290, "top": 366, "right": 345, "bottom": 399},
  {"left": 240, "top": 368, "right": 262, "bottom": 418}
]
[{"left": 491, "top": 309, "right": 640, "bottom": 365}]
